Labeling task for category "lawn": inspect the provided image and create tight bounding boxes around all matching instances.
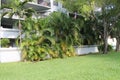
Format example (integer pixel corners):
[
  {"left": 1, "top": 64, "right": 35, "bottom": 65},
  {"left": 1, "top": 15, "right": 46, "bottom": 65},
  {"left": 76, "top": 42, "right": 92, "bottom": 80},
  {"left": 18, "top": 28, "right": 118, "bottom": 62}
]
[{"left": 0, "top": 52, "right": 120, "bottom": 80}]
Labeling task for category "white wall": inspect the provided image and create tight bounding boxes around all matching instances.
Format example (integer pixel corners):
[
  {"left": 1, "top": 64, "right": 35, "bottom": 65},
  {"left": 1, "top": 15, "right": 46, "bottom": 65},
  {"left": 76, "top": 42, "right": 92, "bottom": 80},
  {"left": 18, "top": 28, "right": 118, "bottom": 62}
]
[
  {"left": 0, "top": 45, "right": 99, "bottom": 63},
  {"left": 47, "top": 0, "right": 67, "bottom": 13},
  {"left": 0, "top": 48, "right": 21, "bottom": 63},
  {"left": 75, "top": 45, "right": 99, "bottom": 55},
  {"left": 107, "top": 37, "right": 117, "bottom": 49}
]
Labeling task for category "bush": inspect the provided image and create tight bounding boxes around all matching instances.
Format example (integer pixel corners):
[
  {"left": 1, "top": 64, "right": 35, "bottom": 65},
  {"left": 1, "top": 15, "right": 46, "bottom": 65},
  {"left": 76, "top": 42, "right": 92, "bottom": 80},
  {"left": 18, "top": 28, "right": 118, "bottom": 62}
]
[
  {"left": 21, "top": 12, "right": 82, "bottom": 61},
  {"left": 0, "top": 38, "right": 10, "bottom": 48},
  {"left": 98, "top": 44, "right": 113, "bottom": 52}
]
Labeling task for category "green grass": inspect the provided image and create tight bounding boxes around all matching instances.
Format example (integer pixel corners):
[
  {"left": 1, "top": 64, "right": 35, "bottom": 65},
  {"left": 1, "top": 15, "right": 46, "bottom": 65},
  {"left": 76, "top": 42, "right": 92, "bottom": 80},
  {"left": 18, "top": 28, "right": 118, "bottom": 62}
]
[{"left": 0, "top": 52, "right": 120, "bottom": 80}]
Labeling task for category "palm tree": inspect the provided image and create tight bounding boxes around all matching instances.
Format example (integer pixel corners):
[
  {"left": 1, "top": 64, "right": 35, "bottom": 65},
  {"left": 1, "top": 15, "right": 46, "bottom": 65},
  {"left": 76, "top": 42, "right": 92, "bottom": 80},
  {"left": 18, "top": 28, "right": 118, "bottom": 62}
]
[
  {"left": 47, "top": 12, "right": 83, "bottom": 57},
  {"left": 1, "top": 0, "right": 34, "bottom": 47}
]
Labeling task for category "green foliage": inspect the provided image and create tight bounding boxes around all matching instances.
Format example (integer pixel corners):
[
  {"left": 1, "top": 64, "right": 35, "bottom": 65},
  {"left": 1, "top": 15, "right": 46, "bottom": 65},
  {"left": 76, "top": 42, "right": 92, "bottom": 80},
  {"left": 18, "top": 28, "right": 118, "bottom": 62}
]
[
  {"left": 0, "top": 38, "right": 10, "bottom": 48},
  {"left": 21, "top": 18, "right": 55, "bottom": 61},
  {"left": 93, "top": 0, "right": 120, "bottom": 53},
  {"left": 49, "top": 12, "right": 83, "bottom": 45},
  {"left": 80, "top": 18, "right": 100, "bottom": 45},
  {"left": 98, "top": 44, "right": 113, "bottom": 52},
  {"left": 21, "top": 12, "right": 83, "bottom": 61},
  {"left": 112, "top": 19, "right": 120, "bottom": 51},
  {"left": 1, "top": 0, "right": 35, "bottom": 49},
  {"left": 47, "top": 12, "right": 83, "bottom": 57},
  {"left": 61, "top": 0, "right": 120, "bottom": 54},
  {"left": 1, "top": 0, "right": 35, "bottom": 18},
  {"left": 61, "top": 0, "right": 95, "bottom": 18}
]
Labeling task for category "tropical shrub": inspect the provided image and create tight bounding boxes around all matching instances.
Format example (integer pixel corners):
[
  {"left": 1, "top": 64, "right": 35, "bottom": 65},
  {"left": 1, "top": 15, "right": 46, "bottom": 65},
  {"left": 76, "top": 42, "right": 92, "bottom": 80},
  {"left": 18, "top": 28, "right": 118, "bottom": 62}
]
[
  {"left": 80, "top": 17, "right": 101, "bottom": 45},
  {"left": 21, "top": 12, "right": 83, "bottom": 61},
  {"left": 46, "top": 12, "right": 83, "bottom": 58},
  {"left": 2, "top": 0, "right": 84, "bottom": 61},
  {"left": 21, "top": 18, "right": 55, "bottom": 61}
]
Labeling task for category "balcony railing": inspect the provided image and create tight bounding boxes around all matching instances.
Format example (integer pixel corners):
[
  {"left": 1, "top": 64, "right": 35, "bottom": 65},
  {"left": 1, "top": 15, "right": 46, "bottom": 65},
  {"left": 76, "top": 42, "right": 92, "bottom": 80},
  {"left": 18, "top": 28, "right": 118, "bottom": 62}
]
[
  {"left": 31, "top": 0, "right": 50, "bottom": 7},
  {"left": 0, "top": 27, "right": 19, "bottom": 39},
  {"left": 37, "top": 0, "right": 50, "bottom": 7},
  {"left": 23, "top": 0, "right": 50, "bottom": 11}
]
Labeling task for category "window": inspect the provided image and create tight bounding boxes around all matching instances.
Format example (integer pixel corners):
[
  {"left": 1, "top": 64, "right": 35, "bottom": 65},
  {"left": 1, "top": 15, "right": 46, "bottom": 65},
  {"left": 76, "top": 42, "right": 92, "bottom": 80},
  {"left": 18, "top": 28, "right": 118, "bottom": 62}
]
[{"left": 1, "top": 24, "right": 12, "bottom": 29}]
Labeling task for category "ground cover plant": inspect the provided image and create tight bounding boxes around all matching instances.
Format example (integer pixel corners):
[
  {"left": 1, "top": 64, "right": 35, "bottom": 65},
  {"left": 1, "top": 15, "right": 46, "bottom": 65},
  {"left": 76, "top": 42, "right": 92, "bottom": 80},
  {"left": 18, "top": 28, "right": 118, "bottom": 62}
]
[{"left": 0, "top": 52, "right": 120, "bottom": 80}]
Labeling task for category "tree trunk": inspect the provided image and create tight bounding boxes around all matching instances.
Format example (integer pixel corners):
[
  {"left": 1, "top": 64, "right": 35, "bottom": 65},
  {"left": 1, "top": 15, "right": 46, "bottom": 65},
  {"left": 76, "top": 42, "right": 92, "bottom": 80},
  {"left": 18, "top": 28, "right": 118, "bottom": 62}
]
[
  {"left": 103, "top": 18, "right": 108, "bottom": 54},
  {"left": 19, "top": 20, "right": 22, "bottom": 47},
  {"left": 103, "top": 35, "right": 108, "bottom": 54},
  {"left": 116, "top": 38, "right": 120, "bottom": 52},
  {"left": 102, "top": 6, "right": 108, "bottom": 54}
]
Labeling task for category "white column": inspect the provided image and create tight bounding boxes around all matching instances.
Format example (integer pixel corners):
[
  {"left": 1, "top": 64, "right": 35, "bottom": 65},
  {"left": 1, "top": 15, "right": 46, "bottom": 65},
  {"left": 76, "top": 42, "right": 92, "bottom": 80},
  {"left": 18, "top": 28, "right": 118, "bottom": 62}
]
[{"left": 50, "top": 0, "right": 53, "bottom": 12}]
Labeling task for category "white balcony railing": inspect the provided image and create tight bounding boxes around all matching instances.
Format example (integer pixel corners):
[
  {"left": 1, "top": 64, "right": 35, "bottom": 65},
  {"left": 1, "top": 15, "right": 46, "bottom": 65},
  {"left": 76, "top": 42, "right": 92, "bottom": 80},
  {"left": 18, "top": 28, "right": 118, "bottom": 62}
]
[
  {"left": 24, "top": 3, "right": 50, "bottom": 12},
  {"left": 37, "top": 0, "right": 50, "bottom": 7},
  {"left": 0, "top": 27, "right": 19, "bottom": 38}
]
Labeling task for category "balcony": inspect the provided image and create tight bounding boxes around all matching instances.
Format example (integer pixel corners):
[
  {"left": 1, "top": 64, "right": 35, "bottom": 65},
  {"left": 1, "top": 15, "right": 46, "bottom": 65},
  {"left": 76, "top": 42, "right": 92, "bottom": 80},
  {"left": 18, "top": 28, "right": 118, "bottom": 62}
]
[
  {"left": 2, "top": 0, "right": 50, "bottom": 12},
  {"left": 24, "top": 0, "right": 51, "bottom": 12},
  {"left": 37, "top": 0, "right": 50, "bottom": 7},
  {"left": 0, "top": 27, "right": 19, "bottom": 39}
]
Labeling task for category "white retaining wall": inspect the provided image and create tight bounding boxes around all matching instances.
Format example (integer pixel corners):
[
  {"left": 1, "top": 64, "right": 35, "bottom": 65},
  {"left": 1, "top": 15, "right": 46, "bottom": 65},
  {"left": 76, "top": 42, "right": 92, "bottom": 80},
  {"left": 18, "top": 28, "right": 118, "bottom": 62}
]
[
  {"left": 75, "top": 45, "right": 99, "bottom": 55},
  {"left": 0, "top": 48, "right": 21, "bottom": 63},
  {"left": 0, "top": 45, "right": 99, "bottom": 63}
]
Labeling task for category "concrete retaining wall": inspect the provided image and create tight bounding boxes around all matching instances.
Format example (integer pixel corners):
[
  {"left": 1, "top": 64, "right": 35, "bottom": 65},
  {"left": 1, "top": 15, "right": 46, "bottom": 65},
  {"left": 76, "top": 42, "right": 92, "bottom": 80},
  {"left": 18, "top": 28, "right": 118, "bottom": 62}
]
[
  {"left": 0, "top": 48, "right": 21, "bottom": 63},
  {"left": 0, "top": 45, "right": 99, "bottom": 63},
  {"left": 75, "top": 45, "right": 99, "bottom": 55}
]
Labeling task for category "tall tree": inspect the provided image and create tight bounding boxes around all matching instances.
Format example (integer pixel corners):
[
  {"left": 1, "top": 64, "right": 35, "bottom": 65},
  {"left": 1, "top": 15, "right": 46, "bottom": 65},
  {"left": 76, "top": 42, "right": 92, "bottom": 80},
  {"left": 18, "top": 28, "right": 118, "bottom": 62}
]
[
  {"left": 61, "top": 0, "right": 120, "bottom": 53},
  {"left": 112, "top": 19, "right": 120, "bottom": 51},
  {"left": 93, "top": 0, "right": 120, "bottom": 53},
  {"left": 60, "top": 0, "right": 94, "bottom": 18},
  {"left": 111, "top": 1, "right": 120, "bottom": 52},
  {"left": 115, "top": 23, "right": 120, "bottom": 52}
]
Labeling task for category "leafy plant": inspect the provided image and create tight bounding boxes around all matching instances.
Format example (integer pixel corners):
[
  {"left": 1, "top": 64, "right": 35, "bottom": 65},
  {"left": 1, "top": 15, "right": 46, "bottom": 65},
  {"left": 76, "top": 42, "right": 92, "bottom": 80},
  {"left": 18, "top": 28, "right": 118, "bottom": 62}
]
[
  {"left": 47, "top": 12, "right": 83, "bottom": 58},
  {"left": 20, "top": 11, "right": 84, "bottom": 61},
  {"left": 0, "top": 38, "right": 10, "bottom": 48},
  {"left": 21, "top": 17, "right": 55, "bottom": 61}
]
